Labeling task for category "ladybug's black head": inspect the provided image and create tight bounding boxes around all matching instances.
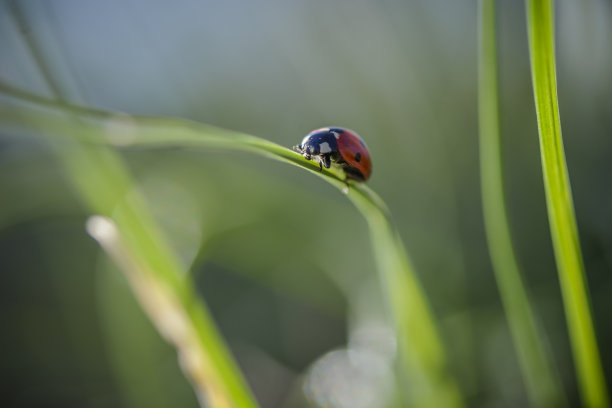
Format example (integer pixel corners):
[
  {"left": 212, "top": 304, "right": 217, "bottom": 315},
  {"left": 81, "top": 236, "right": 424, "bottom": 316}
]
[{"left": 300, "top": 130, "right": 339, "bottom": 156}]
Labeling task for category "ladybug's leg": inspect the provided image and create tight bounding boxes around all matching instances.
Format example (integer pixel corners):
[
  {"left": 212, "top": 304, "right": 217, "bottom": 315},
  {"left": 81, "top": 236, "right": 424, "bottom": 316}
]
[
  {"left": 322, "top": 155, "right": 332, "bottom": 169},
  {"left": 318, "top": 159, "right": 323, "bottom": 172}
]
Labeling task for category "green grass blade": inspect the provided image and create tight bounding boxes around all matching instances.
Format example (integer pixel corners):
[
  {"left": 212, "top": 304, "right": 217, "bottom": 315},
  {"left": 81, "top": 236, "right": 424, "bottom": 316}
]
[
  {"left": 525, "top": 1, "right": 609, "bottom": 406},
  {"left": 478, "top": 1, "right": 565, "bottom": 406},
  {"left": 0, "top": 86, "right": 464, "bottom": 407},
  {"left": 347, "top": 189, "right": 465, "bottom": 407}
]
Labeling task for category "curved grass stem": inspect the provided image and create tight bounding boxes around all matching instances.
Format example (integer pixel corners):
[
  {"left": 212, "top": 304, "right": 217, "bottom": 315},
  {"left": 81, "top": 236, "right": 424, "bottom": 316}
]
[{"left": 0, "top": 82, "right": 464, "bottom": 407}]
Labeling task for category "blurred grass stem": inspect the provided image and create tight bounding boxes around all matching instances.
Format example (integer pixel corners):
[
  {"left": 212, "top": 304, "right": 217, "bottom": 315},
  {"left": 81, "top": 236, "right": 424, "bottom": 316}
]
[{"left": 8, "top": 2, "right": 259, "bottom": 406}]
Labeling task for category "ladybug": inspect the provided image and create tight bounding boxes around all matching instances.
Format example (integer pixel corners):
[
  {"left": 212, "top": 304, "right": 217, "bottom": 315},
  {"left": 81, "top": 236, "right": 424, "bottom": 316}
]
[{"left": 294, "top": 127, "right": 372, "bottom": 182}]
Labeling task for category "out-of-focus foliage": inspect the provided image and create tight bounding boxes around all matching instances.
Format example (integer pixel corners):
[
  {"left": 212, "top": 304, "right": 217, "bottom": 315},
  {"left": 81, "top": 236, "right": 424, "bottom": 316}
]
[{"left": 1, "top": 1, "right": 611, "bottom": 407}]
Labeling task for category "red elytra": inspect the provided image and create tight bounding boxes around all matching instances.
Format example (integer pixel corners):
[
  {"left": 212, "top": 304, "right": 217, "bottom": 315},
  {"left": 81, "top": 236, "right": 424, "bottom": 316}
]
[{"left": 334, "top": 128, "right": 372, "bottom": 182}]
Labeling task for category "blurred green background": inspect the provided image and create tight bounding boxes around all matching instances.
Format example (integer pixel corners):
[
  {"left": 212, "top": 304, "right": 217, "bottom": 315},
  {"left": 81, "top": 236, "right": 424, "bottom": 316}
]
[{"left": 1, "top": 0, "right": 611, "bottom": 407}]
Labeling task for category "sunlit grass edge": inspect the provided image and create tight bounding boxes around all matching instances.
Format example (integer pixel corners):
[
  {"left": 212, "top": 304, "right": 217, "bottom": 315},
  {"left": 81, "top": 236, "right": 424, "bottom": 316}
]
[{"left": 525, "top": 0, "right": 610, "bottom": 406}]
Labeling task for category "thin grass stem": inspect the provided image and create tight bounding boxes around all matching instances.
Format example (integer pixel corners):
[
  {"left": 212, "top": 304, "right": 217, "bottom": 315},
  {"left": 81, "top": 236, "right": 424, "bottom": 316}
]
[
  {"left": 525, "top": 1, "right": 609, "bottom": 406},
  {"left": 478, "top": 1, "right": 566, "bottom": 406}
]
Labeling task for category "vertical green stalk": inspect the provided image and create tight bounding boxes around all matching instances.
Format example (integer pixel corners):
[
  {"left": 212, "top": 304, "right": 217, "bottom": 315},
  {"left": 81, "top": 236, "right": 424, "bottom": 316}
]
[
  {"left": 478, "top": 1, "right": 565, "bottom": 406},
  {"left": 525, "top": 0, "right": 609, "bottom": 406}
]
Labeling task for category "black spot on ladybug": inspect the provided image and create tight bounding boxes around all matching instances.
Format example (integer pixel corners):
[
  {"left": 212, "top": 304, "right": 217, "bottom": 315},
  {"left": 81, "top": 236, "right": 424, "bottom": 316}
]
[{"left": 355, "top": 152, "right": 361, "bottom": 162}]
